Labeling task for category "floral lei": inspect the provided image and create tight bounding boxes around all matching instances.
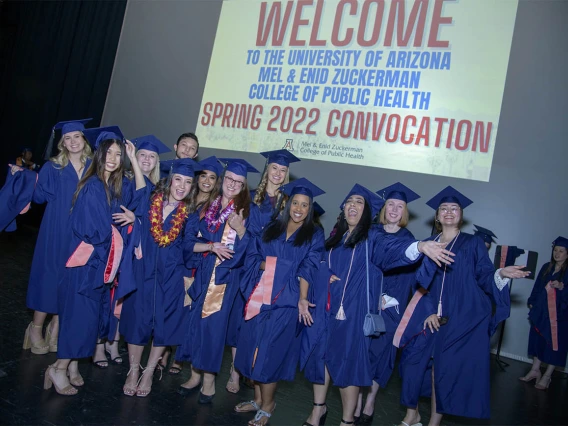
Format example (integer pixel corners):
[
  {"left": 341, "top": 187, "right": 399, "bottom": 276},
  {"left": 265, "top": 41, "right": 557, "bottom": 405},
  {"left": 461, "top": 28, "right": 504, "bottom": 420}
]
[
  {"left": 149, "top": 193, "right": 189, "bottom": 247},
  {"left": 205, "top": 196, "right": 234, "bottom": 232}
]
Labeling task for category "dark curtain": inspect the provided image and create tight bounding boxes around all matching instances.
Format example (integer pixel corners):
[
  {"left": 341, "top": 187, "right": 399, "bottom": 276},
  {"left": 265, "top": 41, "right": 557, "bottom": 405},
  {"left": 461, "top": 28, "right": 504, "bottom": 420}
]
[{"left": 0, "top": 0, "right": 127, "bottom": 183}]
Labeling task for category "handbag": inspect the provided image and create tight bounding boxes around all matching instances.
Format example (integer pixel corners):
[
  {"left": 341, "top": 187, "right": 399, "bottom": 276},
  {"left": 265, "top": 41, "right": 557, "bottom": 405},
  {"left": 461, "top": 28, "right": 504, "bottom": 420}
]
[{"left": 363, "top": 240, "right": 386, "bottom": 336}]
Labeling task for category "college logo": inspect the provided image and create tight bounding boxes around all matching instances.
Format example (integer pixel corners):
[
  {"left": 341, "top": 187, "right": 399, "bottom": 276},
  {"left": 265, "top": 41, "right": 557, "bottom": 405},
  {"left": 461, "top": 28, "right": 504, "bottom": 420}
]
[{"left": 282, "top": 139, "right": 294, "bottom": 151}]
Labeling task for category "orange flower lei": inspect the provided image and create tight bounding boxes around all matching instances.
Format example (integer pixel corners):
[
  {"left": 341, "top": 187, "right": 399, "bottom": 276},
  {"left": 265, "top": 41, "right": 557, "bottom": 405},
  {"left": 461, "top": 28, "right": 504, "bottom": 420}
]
[{"left": 149, "top": 193, "right": 189, "bottom": 247}]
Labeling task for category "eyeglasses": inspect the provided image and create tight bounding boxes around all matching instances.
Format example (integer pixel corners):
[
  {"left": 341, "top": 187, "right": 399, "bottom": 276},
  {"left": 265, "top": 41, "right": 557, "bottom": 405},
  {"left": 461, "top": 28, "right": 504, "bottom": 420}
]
[
  {"left": 440, "top": 207, "right": 460, "bottom": 214},
  {"left": 224, "top": 175, "right": 244, "bottom": 188}
]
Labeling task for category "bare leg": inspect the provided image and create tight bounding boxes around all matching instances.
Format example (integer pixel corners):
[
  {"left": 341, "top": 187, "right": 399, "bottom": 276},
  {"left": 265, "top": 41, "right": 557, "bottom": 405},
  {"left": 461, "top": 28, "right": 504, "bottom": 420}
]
[
  {"left": 362, "top": 381, "right": 379, "bottom": 416},
  {"left": 428, "top": 366, "right": 443, "bottom": 426},
  {"left": 226, "top": 346, "right": 241, "bottom": 393},
  {"left": 180, "top": 365, "right": 202, "bottom": 390},
  {"left": 67, "top": 359, "right": 84, "bottom": 386},
  {"left": 248, "top": 383, "right": 277, "bottom": 426},
  {"left": 44, "top": 358, "right": 77, "bottom": 395},
  {"left": 45, "top": 315, "right": 59, "bottom": 351},
  {"left": 520, "top": 356, "right": 543, "bottom": 381},
  {"left": 201, "top": 371, "right": 216, "bottom": 396},
  {"left": 123, "top": 343, "right": 143, "bottom": 395},
  {"left": 354, "top": 390, "right": 363, "bottom": 418},
  {"left": 105, "top": 324, "right": 122, "bottom": 363},
  {"left": 305, "top": 366, "right": 330, "bottom": 426},
  {"left": 136, "top": 343, "right": 166, "bottom": 397},
  {"left": 399, "top": 407, "right": 421, "bottom": 426},
  {"left": 169, "top": 346, "right": 183, "bottom": 373},
  {"left": 339, "top": 385, "right": 360, "bottom": 424},
  {"left": 31, "top": 311, "right": 48, "bottom": 339},
  {"left": 532, "top": 356, "right": 543, "bottom": 370},
  {"left": 93, "top": 340, "right": 108, "bottom": 368},
  {"left": 535, "top": 363, "right": 556, "bottom": 389}
]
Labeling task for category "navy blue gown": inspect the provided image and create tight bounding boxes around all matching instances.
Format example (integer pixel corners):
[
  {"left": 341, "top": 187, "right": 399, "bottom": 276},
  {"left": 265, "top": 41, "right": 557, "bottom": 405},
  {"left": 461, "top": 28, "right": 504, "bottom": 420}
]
[
  {"left": 398, "top": 232, "right": 510, "bottom": 419},
  {"left": 235, "top": 226, "right": 325, "bottom": 382},
  {"left": 527, "top": 263, "right": 568, "bottom": 367},
  {"left": 0, "top": 167, "right": 37, "bottom": 232}
]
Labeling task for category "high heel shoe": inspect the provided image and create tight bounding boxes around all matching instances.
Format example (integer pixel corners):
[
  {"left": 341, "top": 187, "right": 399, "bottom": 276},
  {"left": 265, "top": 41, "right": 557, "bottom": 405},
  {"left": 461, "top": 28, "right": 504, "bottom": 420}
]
[
  {"left": 123, "top": 361, "right": 140, "bottom": 396},
  {"left": 44, "top": 364, "right": 78, "bottom": 396},
  {"left": 23, "top": 322, "right": 49, "bottom": 355},
  {"left": 303, "top": 402, "right": 327, "bottom": 426},
  {"left": 535, "top": 374, "right": 552, "bottom": 390},
  {"left": 519, "top": 368, "right": 542, "bottom": 383},
  {"left": 45, "top": 320, "right": 58, "bottom": 353},
  {"left": 136, "top": 358, "right": 162, "bottom": 397}
]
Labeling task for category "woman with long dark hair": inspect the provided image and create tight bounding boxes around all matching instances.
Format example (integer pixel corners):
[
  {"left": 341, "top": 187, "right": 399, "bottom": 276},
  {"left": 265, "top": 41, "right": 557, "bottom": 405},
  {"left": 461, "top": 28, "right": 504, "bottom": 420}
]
[
  {"left": 395, "top": 186, "right": 528, "bottom": 426},
  {"left": 19, "top": 119, "right": 92, "bottom": 356},
  {"left": 42, "top": 127, "right": 142, "bottom": 395},
  {"left": 520, "top": 236, "right": 568, "bottom": 390},
  {"left": 177, "top": 159, "right": 258, "bottom": 403},
  {"left": 233, "top": 178, "right": 325, "bottom": 426},
  {"left": 354, "top": 183, "right": 421, "bottom": 425},
  {"left": 301, "top": 184, "right": 453, "bottom": 426}
]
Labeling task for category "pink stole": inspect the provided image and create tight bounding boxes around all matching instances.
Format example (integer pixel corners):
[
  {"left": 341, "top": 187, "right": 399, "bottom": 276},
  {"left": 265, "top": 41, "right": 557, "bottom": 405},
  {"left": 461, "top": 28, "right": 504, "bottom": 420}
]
[
  {"left": 244, "top": 256, "right": 277, "bottom": 320},
  {"left": 545, "top": 281, "right": 559, "bottom": 351},
  {"left": 393, "top": 287, "right": 428, "bottom": 348}
]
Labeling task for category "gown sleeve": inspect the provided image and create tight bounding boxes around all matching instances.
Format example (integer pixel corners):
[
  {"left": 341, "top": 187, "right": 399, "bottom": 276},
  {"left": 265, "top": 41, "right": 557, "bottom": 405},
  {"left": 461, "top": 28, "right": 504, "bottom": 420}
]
[
  {"left": 371, "top": 230, "right": 419, "bottom": 272},
  {"left": 297, "top": 229, "right": 326, "bottom": 284},
  {"left": 32, "top": 162, "right": 58, "bottom": 204}
]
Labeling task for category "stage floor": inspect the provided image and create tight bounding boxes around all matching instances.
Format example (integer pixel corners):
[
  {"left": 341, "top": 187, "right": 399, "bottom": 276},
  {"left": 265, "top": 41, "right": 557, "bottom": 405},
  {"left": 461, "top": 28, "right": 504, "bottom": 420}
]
[{"left": 1, "top": 227, "right": 567, "bottom": 425}]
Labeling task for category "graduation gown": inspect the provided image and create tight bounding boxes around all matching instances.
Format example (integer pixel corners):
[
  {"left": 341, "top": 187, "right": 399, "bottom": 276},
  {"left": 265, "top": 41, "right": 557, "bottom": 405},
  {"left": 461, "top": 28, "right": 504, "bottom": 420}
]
[
  {"left": 397, "top": 232, "right": 510, "bottom": 419},
  {"left": 369, "top": 225, "right": 418, "bottom": 388},
  {"left": 235, "top": 226, "right": 325, "bottom": 383},
  {"left": 26, "top": 161, "right": 88, "bottom": 313},
  {"left": 120, "top": 189, "right": 199, "bottom": 346},
  {"left": 527, "top": 263, "right": 568, "bottom": 367},
  {"left": 177, "top": 213, "right": 250, "bottom": 373},
  {"left": 57, "top": 176, "right": 135, "bottom": 359},
  {"left": 0, "top": 167, "right": 37, "bottom": 232},
  {"left": 303, "top": 227, "right": 417, "bottom": 388}
]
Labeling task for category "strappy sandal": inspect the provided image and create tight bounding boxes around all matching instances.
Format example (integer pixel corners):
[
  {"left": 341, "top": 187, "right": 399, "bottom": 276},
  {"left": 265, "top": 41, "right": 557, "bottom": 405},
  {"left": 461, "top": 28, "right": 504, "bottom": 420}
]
[
  {"left": 535, "top": 374, "right": 552, "bottom": 390},
  {"left": 248, "top": 404, "right": 275, "bottom": 426},
  {"left": 23, "top": 322, "right": 49, "bottom": 355},
  {"left": 136, "top": 358, "right": 162, "bottom": 397},
  {"left": 303, "top": 402, "right": 327, "bottom": 426},
  {"left": 400, "top": 422, "right": 423, "bottom": 426},
  {"left": 235, "top": 400, "right": 260, "bottom": 413},
  {"left": 67, "top": 368, "right": 84, "bottom": 387},
  {"left": 44, "top": 364, "right": 78, "bottom": 396},
  {"left": 519, "top": 368, "right": 542, "bottom": 383},
  {"left": 340, "top": 420, "right": 354, "bottom": 425},
  {"left": 105, "top": 341, "right": 123, "bottom": 364},
  {"left": 92, "top": 343, "right": 108, "bottom": 368},
  {"left": 226, "top": 362, "right": 240, "bottom": 394},
  {"left": 123, "top": 361, "right": 140, "bottom": 396}
]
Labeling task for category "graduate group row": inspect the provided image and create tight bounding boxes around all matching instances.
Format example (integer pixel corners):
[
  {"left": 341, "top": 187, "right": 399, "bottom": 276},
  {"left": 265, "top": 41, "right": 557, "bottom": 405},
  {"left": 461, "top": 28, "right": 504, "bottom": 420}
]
[{"left": 3, "top": 119, "right": 565, "bottom": 426}]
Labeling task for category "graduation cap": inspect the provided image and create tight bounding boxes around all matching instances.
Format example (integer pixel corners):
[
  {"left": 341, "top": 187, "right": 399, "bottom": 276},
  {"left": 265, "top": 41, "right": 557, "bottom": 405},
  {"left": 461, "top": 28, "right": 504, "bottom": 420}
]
[
  {"left": 426, "top": 186, "right": 473, "bottom": 210},
  {"left": 313, "top": 201, "right": 325, "bottom": 217},
  {"left": 376, "top": 182, "right": 420, "bottom": 204},
  {"left": 280, "top": 177, "right": 325, "bottom": 199},
  {"left": 341, "top": 184, "right": 384, "bottom": 217},
  {"left": 260, "top": 149, "right": 300, "bottom": 167},
  {"left": 160, "top": 158, "right": 202, "bottom": 178},
  {"left": 83, "top": 126, "right": 125, "bottom": 150},
  {"left": 552, "top": 236, "right": 568, "bottom": 249},
  {"left": 132, "top": 135, "right": 171, "bottom": 155},
  {"left": 44, "top": 118, "right": 92, "bottom": 160},
  {"left": 474, "top": 225, "right": 498, "bottom": 244},
  {"left": 218, "top": 158, "right": 259, "bottom": 178},
  {"left": 198, "top": 156, "right": 223, "bottom": 177}
]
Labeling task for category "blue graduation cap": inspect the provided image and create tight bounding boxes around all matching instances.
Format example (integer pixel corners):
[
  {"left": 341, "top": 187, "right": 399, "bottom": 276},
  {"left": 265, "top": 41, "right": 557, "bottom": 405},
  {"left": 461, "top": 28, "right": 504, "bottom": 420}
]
[
  {"left": 44, "top": 118, "right": 93, "bottom": 160},
  {"left": 474, "top": 225, "right": 497, "bottom": 244},
  {"left": 313, "top": 201, "right": 325, "bottom": 217},
  {"left": 198, "top": 156, "right": 223, "bottom": 177},
  {"left": 132, "top": 135, "right": 171, "bottom": 155},
  {"left": 376, "top": 182, "right": 420, "bottom": 204},
  {"left": 160, "top": 158, "right": 202, "bottom": 178},
  {"left": 280, "top": 177, "right": 325, "bottom": 199},
  {"left": 83, "top": 126, "right": 125, "bottom": 150},
  {"left": 218, "top": 158, "right": 259, "bottom": 178},
  {"left": 260, "top": 149, "right": 300, "bottom": 167},
  {"left": 341, "top": 184, "right": 384, "bottom": 217},
  {"left": 426, "top": 186, "right": 473, "bottom": 210},
  {"left": 552, "top": 236, "right": 568, "bottom": 249}
]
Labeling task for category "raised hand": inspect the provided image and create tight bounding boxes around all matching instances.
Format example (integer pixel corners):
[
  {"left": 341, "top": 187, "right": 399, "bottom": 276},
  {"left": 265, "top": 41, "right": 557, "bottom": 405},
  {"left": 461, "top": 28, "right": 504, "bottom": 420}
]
[
  {"left": 419, "top": 240, "right": 455, "bottom": 267},
  {"left": 500, "top": 265, "right": 531, "bottom": 280},
  {"left": 112, "top": 205, "right": 135, "bottom": 226}
]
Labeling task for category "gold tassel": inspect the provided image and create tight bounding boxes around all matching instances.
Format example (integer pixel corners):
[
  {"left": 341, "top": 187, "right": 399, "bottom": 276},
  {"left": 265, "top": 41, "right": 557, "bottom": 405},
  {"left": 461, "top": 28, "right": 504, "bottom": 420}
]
[{"left": 336, "top": 304, "right": 346, "bottom": 320}]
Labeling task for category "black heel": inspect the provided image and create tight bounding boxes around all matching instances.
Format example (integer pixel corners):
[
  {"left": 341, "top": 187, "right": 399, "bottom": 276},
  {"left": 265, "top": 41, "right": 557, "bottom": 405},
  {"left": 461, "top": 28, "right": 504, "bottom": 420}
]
[
  {"left": 341, "top": 420, "right": 354, "bottom": 425},
  {"left": 303, "top": 402, "right": 327, "bottom": 426}
]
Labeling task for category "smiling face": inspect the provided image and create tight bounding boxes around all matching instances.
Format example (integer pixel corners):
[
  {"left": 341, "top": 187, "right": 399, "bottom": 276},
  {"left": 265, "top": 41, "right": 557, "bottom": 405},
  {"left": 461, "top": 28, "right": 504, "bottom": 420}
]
[
  {"left": 174, "top": 137, "right": 198, "bottom": 159},
  {"left": 198, "top": 170, "right": 217, "bottom": 194},
  {"left": 343, "top": 195, "right": 365, "bottom": 229},
  {"left": 104, "top": 143, "right": 122, "bottom": 174},
  {"left": 267, "top": 163, "right": 288, "bottom": 186},
  {"left": 384, "top": 199, "right": 406, "bottom": 225},
  {"left": 553, "top": 245, "right": 568, "bottom": 265},
  {"left": 437, "top": 202, "right": 462, "bottom": 228},
  {"left": 289, "top": 194, "right": 310, "bottom": 224},
  {"left": 62, "top": 131, "right": 86, "bottom": 155},
  {"left": 222, "top": 170, "right": 245, "bottom": 200},
  {"left": 169, "top": 173, "right": 193, "bottom": 202},
  {"left": 136, "top": 149, "right": 158, "bottom": 176}
]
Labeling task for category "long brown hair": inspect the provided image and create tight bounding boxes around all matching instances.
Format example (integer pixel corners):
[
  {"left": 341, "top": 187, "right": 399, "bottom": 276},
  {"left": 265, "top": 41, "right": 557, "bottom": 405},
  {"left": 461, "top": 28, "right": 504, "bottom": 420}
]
[
  {"left": 544, "top": 245, "right": 568, "bottom": 280},
  {"left": 189, "top": 170, "right": 222, "bottom": 218},
  {"left": 223, "top": 174, "right": 251, "bottom": 219},
  {"left": 73, "top": 139, "right": 125, "bottom": 207}
]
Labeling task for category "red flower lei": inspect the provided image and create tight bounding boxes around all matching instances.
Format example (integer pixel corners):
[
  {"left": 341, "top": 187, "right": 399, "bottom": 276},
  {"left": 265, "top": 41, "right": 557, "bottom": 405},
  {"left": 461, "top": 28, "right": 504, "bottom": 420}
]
[{"left": 149, "top": 193, "right": 189, "bottom": 247}]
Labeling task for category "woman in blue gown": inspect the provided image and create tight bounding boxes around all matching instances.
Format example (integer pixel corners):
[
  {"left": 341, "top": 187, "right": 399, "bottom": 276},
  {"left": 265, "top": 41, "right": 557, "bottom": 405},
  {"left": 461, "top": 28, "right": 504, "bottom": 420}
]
[
  {"left": 19, "top": 119, "right": 92, "bottom": 356},
  {"left": 301, "top": 184, "right": 453, "bottom": 426},
  {"left": 233, "top": 178, "right": 324, "bottom": 426},
  {"left": 177, "top": 159, "right": 257, "bottom": 403},
  {"left": 519, "top": 236, "right": 568, "bottom": 390},
  {"left": 396, "top": 186, "right": 528, "bottom": 426},
  {"left": 43, "top": 128, "right": 142, "bottom": 395},
  {"left": 119, "top": 158, "right": 204, "bottom": 397},
  {"left": 355, "top": 183, "right": 421, "bottom": 425},
  {"left": 227, "top": 149, "right": 300, "bottom": 393}
]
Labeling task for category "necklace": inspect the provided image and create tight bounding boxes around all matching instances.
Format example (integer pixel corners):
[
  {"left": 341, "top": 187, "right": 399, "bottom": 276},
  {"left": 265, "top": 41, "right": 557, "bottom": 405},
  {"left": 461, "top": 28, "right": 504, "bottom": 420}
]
[
  {"left": 149, "top": 193, "right": 188, "bottom": 247},
  {"left": 435, "top": 231, "right": 460, "bottom": 317},
  {"left": 204, "top": 196, "right": 235, "bottom": 232}
]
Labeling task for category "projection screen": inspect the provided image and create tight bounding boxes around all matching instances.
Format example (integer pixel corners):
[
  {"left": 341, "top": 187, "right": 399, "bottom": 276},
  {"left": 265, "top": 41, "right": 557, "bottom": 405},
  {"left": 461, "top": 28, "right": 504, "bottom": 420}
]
[{"left": 195, "top": 0, "right": 518, "bottom": 182}]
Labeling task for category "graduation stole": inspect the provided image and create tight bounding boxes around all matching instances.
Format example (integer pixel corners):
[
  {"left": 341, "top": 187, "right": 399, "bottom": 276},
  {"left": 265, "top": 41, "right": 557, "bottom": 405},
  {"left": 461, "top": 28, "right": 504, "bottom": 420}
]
[
  {"left": 393, "top": 287, "right": 428, "bottom": 348},
  {"left": 244, "top": 256, "right": 277, "bottom": 320},
  {"left": 545, "top": 282, "right": 559, "bottom": 351},
  {"left": 201, "top": 224, "right": 237, "bottom": 318}
]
